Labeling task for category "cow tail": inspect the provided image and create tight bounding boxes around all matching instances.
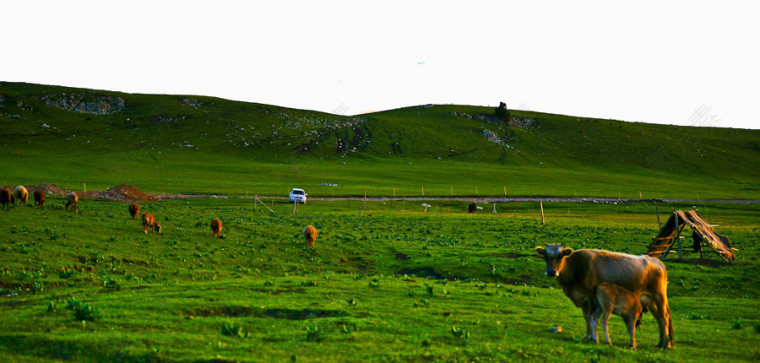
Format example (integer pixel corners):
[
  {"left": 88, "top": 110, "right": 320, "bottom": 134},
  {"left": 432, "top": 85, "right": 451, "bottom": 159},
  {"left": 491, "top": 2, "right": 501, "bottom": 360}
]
[{"left": 667, "top": 305, "right": 675, "bottom": 345}]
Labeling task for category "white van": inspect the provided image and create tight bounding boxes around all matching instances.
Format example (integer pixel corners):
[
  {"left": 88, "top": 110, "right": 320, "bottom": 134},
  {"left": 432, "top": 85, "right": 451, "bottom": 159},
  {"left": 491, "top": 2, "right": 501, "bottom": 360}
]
[{"left": 289, "top": 188, "right": 307, "bottom": 203}]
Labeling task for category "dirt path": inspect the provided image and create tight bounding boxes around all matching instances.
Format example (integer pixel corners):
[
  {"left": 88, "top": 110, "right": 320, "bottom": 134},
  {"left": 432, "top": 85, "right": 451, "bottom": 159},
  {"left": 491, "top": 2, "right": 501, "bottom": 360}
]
[
  {"left": 15, "top": 183, "right": 759, "bottom": 204},
  {"left": 149, "top": 194, "right": 760, "bottom": 204}
]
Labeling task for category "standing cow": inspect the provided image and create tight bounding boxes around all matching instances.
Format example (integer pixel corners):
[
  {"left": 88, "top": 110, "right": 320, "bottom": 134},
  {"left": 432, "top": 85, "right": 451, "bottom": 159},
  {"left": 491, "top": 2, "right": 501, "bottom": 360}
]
[
  {"left": 141, "top": 213, "right": 161, "bottom": 234},
  {"left": 128, "top": 203, "right": 140, "bottom": 219},
  {"left": 0, "top": 188, "right": 12, "bottom": 208},
  {"left": 65, "top": 192, "right": 78, "bottom": 213},
  {"left": 536, "top": 244, "right": 673, "bottom": 349},
  {"left": 33, "top": 190, "right": 45, "bottom": 207},
  {"left": 304, "top": 225, "right": 317, "bottom": 248},
  {"left": 14, "top": 186, "right": 28, "bottom": 205},
  {"left": 210, "top": 218, "right": 222, "bottom": 237}
]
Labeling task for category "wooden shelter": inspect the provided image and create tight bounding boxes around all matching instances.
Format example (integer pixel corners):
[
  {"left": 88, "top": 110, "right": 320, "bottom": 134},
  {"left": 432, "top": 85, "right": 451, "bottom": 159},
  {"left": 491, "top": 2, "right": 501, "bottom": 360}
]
[{"left": 646, "top": 208, "right": 735, "bottom": 262}]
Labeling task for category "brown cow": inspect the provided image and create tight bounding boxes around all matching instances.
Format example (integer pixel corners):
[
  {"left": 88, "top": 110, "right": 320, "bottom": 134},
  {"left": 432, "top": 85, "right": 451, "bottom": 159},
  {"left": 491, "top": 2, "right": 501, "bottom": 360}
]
[
  {"left": 65, "top": 192, "right": 78, "bottom": 213},
  {"left": 210, "top": 218, "right": 222, "bottom": 237},
  {"left": 128, "top": 203, "right": 140, "bottom": 219},
  {"left": 33, "top": 190, "right": 45, "bottom": 207},
  {"left": 0, "top": 188, "right": 12, "bottom": 208},
  {"left": 304, "top": 225, "right": 317, "bottom": 247},
  {"left": 536, "top": 244, "right": 673, "bottom": 349},
  {"left": 14, "top": 186, "right": 28, "bottom": 205},
  {"left": 141, "top": 213, "right": 161, "bottom": 234},
  {"left": 591, "top": 282, "right": 650, "bottom": 349}
]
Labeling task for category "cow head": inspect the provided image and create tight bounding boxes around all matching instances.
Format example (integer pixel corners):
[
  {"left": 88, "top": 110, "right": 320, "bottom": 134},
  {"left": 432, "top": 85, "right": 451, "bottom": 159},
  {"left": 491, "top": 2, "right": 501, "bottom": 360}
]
[{"left": 535, "top": 244, "right": 573, "bottom": 278}]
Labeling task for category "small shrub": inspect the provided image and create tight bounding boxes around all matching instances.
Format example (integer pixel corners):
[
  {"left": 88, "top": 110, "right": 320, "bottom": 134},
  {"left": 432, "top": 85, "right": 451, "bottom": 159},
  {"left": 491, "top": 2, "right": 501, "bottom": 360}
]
[
  {"left": 74, "top": 303, "right": 100, "bottom": 321},
  {"left": 368, "top": 278, "right": 380, "bottom": 289},
  {"left": 59, "top": 267, "right": 75, "bottom": 279},
  {"left": 47, "top": 300, "right": 57, "bottom": 312},
  {"left": 451, "top": 326, "right": 470, "bottom": 345},
  {"left": 31, "top": 282, "right": 44, "bottom": 294},
  {"left": 103, "top": 277, "right": 121, "bottom": 289},
  {"left": 221, "top": 321, "right": 245, "bottom": 337},
  {"left": 689, "top": 312, "right": 707, "bottom": 320},
  {"left": 65, "top": 297, "right": 82, "bottom": 310},
  {"left": 754, "top": 323, "right": 760, "bottom": 334},
  {"left": 731, "top": 322, "right": 743, "bottom": 330},
  {"left": 306, "top": 325, "right": 325, "bottom": 342}
]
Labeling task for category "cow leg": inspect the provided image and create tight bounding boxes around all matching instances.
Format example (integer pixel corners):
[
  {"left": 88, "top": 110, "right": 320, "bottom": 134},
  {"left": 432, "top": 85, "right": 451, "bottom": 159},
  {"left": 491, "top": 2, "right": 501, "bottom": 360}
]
[
  {"left": 581, "top": 302, "right": 597, "bottom": 342},
  {"left": 589, "top": 305, "right": 602, "bottom": 343},
  {"left": 601, "top": 308, "right": 613, "bottom": 346},
  {"left": 649, "top": 297, "right": 672, "bottom": 349},
  {"left": 626, "top": 315, "right": 637, "bottom": 350}
]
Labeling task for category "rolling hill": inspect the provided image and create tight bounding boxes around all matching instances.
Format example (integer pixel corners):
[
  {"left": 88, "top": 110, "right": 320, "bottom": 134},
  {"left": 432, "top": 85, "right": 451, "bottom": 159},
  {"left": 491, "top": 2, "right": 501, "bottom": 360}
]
[{"left": 1, "top": 81, "right": 758, "bottom": 199}]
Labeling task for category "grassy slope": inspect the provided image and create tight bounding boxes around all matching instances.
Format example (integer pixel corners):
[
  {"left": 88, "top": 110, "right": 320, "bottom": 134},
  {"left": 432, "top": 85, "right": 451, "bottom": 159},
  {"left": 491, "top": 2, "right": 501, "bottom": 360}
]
[
  {"left": 1, "top": 82, "right": 759, "bottom": 199},
  {"left": 0, "top": 198, "right": 758, "bottom": 361}
]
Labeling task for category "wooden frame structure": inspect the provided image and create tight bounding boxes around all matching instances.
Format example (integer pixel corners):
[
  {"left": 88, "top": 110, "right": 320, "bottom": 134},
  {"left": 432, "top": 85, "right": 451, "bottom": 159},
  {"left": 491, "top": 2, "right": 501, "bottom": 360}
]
[{"left": 646, "top": 209, "right": 735, "bottom": 262}]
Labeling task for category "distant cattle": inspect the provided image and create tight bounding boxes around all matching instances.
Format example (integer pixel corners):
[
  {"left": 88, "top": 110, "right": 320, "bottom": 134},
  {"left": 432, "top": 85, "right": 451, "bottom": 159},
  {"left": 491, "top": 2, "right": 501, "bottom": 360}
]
[
  {"left": 210, "top": 218, "right": 222, "bottom": 237},
  {"left": 304, "top": 225, "right": 317, "bottom": 248},
  {"left": 591, "top": 282, "right": 650, "bottom": 349},
  {"left": 14, "top": 186, "right": 28, "bottom": 205},
  {"left": 33, "top": 190, "right": 45, "bottom": 207},
  {"left": 65, "top": 192, "right": 78, "bottom": 213},
  {"left": 128, "top": 203, "right": 140, "bottom": 219},
  {"left": 536, "top": 244, "right": 673, "bottom": 349},
  {"left": 141, "top": 213, "right": 161, "bottom": 234},
  {"left": 468, "top": 203, "right": 477, "bottom": 213},
  {"left": 0, "top": 188, "right": 12, "bottom": 208}
]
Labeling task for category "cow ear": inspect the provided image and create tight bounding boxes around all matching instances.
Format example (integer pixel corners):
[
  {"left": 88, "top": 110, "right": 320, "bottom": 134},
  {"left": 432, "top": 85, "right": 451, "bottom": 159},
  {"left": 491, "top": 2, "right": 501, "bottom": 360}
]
[
  {"left": 562, "top": 248, "right": 573, "bottom": 256},
  {"left": 535, "top": 246, "right": 546, "bottom": 256}
]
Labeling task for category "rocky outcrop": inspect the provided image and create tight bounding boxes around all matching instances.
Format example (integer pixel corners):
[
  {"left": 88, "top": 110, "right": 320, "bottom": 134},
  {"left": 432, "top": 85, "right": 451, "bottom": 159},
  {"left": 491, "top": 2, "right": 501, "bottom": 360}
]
[{"left": 40, "top": 92, "right": 126, "bottom": 114}]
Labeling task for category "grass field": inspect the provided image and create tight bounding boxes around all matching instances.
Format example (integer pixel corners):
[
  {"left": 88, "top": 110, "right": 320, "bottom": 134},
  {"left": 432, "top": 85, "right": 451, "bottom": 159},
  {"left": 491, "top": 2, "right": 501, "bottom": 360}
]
[
  {"left": 2, "top": 82, "right": 759, "bottom": 200},
  {"left": 1, "top": 197, "right": 758, "bottom": 361}
]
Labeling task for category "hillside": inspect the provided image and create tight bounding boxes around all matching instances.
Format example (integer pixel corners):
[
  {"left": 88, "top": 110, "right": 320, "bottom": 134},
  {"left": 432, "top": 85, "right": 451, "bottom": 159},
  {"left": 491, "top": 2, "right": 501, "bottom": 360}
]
[{"left": 1, "top": 81, "right": 759, "bottom": 199}]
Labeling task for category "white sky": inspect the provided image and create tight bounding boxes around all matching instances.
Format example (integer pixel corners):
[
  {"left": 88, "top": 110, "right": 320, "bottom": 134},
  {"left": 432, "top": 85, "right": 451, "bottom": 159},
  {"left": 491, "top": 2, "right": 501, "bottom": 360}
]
[{"left": 2, "top": 1, "right": 758, "bottom": 129}]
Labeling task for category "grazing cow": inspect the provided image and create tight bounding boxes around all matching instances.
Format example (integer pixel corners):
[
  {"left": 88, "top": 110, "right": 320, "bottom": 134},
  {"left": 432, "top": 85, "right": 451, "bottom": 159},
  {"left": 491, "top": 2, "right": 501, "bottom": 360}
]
[
  {"left": 591, "top": 282, "right": 650, "bottom": 349},
  {"left": 210, "top": 218, "right": 222, "bottom": 237},
  {"left": 14, "top": 186, "right": 28, "bottom": 205},
  {"left": 65, "top": 192, "right": 78, "bottom": 213},
  {"left": 0, "top": 188, "right": 12, "bottom": 208},
  {"left": 128, "top": 203, "right": 140, "bottom": 219},
  {"left": 536, "top": 244, "right": 673, "bottom": 349},
  {"left": 141, "top": 213, "right": 161, "bottom": 234},
  {"left": 33, "top": 190, "right": 45, "bottom": 207},
  {"left": 304, "top": 225, "right": 317, "bottom": 248},
  {"left": 468, "top": 203, "right": 477, "bottom": 213}
]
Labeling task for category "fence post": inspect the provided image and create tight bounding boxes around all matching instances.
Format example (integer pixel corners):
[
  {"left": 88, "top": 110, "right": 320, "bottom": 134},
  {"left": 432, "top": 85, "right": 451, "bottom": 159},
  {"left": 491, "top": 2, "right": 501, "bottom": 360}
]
[{"left": 540, "top": 200, "right": 545, "bottom": 224}]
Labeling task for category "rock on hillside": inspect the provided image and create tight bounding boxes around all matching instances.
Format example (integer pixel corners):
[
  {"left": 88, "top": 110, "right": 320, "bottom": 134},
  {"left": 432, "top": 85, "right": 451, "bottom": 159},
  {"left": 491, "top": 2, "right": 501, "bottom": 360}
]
[{"left": 39, "top": 92, "right": 126, "bottom": 114}]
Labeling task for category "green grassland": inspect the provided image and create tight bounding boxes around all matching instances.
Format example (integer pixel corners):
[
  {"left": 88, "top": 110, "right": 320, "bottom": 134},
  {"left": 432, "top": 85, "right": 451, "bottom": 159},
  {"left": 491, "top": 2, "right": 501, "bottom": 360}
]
[
  {"left": 1, "top": 198, "right": 759, "bottom": 361},
  {"left": 1, "top": 82, "right": 759, "bottom": 199},
  {"left": 1, "top": 82, "right": 759, "bottom": 361}
]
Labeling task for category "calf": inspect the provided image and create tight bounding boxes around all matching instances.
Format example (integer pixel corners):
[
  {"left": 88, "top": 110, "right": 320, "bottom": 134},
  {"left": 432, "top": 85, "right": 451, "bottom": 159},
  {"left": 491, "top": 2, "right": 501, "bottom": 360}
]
[
  {"left": 210, "top": 218, "right": 222, "bottom": 237},
  {"left": 141, "top": 213, "right": 161, "bottom": 234},
  {"left": 304, "top": 225, "right": 317, "bottom": 248},
  {"left": 591, "top": 282, "right": 649, "bottom": 349},
  {"left": 536, "top": 244, "right": 673, "bottom": 348},
  {"left": 128, "top": 203, "right": 140, "bottom": 219},
  {"left": 65, "top": 192, "right": 78, "bottom": 213},
  {"left": 33, "top": 190, "right": 45, "bottom": 207}
]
